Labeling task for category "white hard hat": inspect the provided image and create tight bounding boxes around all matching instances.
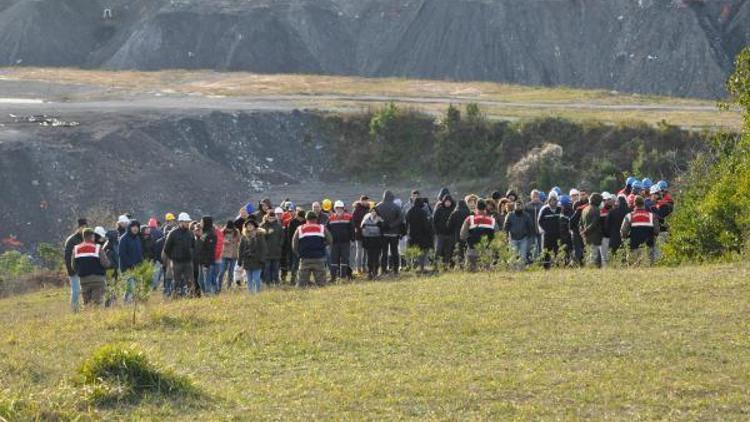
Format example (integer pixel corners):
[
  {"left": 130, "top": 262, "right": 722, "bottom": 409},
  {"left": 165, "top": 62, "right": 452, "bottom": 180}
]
[
  {"left": 548, "top": 191, "right": 559, "bottom": 200},
  {"left": 334, "top": 200, "right": 345, "bottom": 209},
  {"left": 649, "top": 184, "right": 662, "bottom": 195},
  {"left": 117, "top": 214, "right": 130, "bottom": 225},
  {"left": 274, "top": 207, "right": 284, "bottom": 214},
  {"left": 602, "top": 192, "right": 612, "bottom": 200},
  {"left": 569, "top": 188, "right": 580, "bottom": 196},
  {"left": 94, "top": 226, "right": 107, "bottom": 238},
  {"left": 178, "top": 212, "right": 191, "bottom": 222}
]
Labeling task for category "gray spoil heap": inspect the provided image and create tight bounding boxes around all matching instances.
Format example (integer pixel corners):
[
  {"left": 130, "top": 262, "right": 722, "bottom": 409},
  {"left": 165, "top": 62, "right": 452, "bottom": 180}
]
[{"left": 0, "top": 0, "right": 748, "bottom": 98}]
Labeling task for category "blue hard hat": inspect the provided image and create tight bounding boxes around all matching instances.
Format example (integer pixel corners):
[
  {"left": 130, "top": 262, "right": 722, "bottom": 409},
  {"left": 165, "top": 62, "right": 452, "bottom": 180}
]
[
  {"left": 641, "top": 178, "right": 653, "bottom": 190},
  {"left": 657, "top": 180, "right": 668, "bottom": 190},
  {"left": 626, "top": 176, "right": 637, "bottom": 187},
  {"left": 560, "top": 195, "right": 572, "bottom": 206},
  {"left": 632, "top": 180, "right": 642, "bottom": 190},
  {"left": 552, "top": 186, "right": 562, "bottom": 195},
  {"left": 245, "top": 202, "right": 255, "bottom": 214},
  {"left": 539, "top": 191, "right": 547, "bottom": 202}
]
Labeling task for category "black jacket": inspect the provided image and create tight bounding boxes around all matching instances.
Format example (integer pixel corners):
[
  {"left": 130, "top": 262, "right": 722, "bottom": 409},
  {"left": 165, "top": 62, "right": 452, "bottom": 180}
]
[
  {"left": 447, "top": 200, "right": 471, "bottom": 241},
  {"left": 375, "top": 190, "right": 403, "bottom": 237},
  {"left": 432, "top": 196, "right": 455, "bottom": 236},
  {"left": 406, "top": 198, "right": 434, "bottom": 250},
  {"left": 605, "top": 196, "right": 629, "bottom": 250},
  {"left": 164, "top": 227, "right": 196, "bottom": 263},
  {"left": 64, "top": 231, "right": 83, "bottom": 276}
]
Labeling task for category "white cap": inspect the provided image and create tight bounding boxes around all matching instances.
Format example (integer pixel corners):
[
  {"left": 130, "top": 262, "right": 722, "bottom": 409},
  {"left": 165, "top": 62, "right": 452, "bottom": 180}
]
[
  {"left": 334, "top": 200, "right": 345, "bottom": 209},
  {"left": 569, "top": 188, "right": 580, "bottom": 196},
  {"left": 274, "top": 207, "right": 284, "bottom": 214},
  {"left": 649, "top": 185, "right": 661, "bottom": 195},
  {"left": 117, "top": 214, "right": 130, "bottom": 225},
  {"left": 94, "top": 226, "right": 107, "bottom": 238},
  {"left": 602, "top": 192, "right": 612, "bottom": 200},
  {"left": 178, "top": 212, "right": 191, "bottom": 222},
  {"left": 548, "top": 191, "right": 559, "bottom": 200}
]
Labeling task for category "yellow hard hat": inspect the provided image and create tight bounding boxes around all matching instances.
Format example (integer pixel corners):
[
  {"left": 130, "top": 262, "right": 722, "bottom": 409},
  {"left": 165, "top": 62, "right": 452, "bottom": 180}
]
[
  {"left": 322, "top": 198, "right": 333, "bottom": 212},
  {"left": 165, "top": 212, "right": 176, "bottom": 221}
]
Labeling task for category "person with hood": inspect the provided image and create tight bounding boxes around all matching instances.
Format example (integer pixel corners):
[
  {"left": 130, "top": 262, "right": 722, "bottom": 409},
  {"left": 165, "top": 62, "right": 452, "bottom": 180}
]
[
  {"left": 375, "top": 190, "right": 403, "bottom": 276},
  {"left": 580, "top": 193, "right": 604, "bottom": 267},
  {"left": 260, "top": 211, "right": 284, "bottom": 285},
  {"left": 433, "top": 194, "right": 456, "bottom": 266},
  {"left": 105, "top": 214, "right": 130, "bottom": 278},
  {"left": 286, "top": 209, "right": 306, "bottom": 284},
  {"left": 218, "top": 220, "right": 240, "bottom": 290},
  {"left": 163, "top": 212, "right": 196, "bottom": 297},
  {"left": 118, "top": 220, "right": 144, "bottom": 302},
  {"left": 64, "top": 218, "right": 88, "bottom": 312},
  {"left": 238, "top": 219, "right": 267, "bottom": 294},
  {"left": 505, "top": 190, "right": 518, "bottom": 203},
  {"left": 351, "top": 196, "right": 370, "bottom": 274},
  {"left": 405, "top": 197, "right": 434, "bottom": 273},
  {"left": 360, "top": 205, "right": 385, "bottom": 279},
  {"left": 620, "top": 195, "right": 660, "bottom": 264},
  {"left": 72, "top": 228, "right": 111, "bottom": 307},
  {"left": 538, "top": 192, "right": 563, "bottom": 269},
  {"left": 254, "top": 198, "right": 273, "bottom": 223},
  {"left": 327, "top": 200, "right": 355, "bottom": 282},
  {"left": 460, "top": 199, "right": 498, "bottom": 272},
  {"left": 292, "top": 212, "right": 333, "bottom": 287},
  {"left": 503, "top": 200, "right": 535, "bottom": 268},
  {"left": 447, "top": 199, "right": 471, "bottom": 268}
]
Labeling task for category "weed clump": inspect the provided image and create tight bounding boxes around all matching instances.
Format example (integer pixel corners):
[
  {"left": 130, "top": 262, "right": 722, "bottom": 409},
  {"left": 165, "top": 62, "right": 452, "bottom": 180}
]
[{"left": 77, "top": 345, "right": 196, "bottom": 405}]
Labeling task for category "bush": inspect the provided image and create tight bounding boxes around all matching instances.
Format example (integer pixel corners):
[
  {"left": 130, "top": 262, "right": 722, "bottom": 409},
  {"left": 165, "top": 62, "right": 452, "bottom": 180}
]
[
  {"left": 78, "top": 345, "right": 196, "bottom": 405},
  {"left": 663, "top": 46, "right": 750, "bottom": 262}
]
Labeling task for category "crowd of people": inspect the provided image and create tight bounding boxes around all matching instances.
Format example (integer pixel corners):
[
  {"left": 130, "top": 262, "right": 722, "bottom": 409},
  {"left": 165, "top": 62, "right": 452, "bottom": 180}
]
[{"left": 62, "top": 177, "right": 673, "bottom": 312}]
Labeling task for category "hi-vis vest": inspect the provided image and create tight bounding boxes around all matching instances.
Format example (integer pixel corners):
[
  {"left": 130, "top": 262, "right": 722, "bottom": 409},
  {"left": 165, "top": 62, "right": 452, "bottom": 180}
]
[
  {"left": 627, "top": 209, "right": 656, "bottom": 248},
  {"left": 297, "top": 223, "right": 327, "bottom": 259},
  {"left": 73, "top": 242, "right": 106, "bottom": 277},
  {"left": 467, "top": 214, "right": 496, "bottom": 247}
]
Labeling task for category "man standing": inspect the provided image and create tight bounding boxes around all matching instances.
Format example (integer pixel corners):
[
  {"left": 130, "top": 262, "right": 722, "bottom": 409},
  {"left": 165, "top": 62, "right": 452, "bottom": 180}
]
[
  {"left": 118, "top": 220, "right": 144, "bottom": 302},
  {"left": 72, "top": 228, "right": 111, "bottom": 307},
  {"left": 292, "top": 212, "right": 333, "bottom": 287},
  {"left": 460, "top": 199, "right": 498, "bottom": 272},
  {"left": 64, "top": 218, "right": 88, "bottom": 312},
  {"left": 503, "top": 200, "right": 535, "bottom": 269},
  {"left": 375, "top": 190, "right": 403, "bottom": 276},
  {"left": 524, "top": 190, "right": 543, "bottom": 261},
  {"left": 620, "top": 196, "right": 660, "bottom": 264},
  {"left": 580, "top": 193, "right": 604, "bottom": 267},
  {"left": 163, "top": 212, "right": 196, "bottom": 297},
  {"left": 327, "top": 201, "right": 355, "bottom": 282},
  {"left": 433, "top": 194, "right": 456, "bottom": 267},
  {"left": 538, "top": 192, "right": 562, "bottom": 269}
]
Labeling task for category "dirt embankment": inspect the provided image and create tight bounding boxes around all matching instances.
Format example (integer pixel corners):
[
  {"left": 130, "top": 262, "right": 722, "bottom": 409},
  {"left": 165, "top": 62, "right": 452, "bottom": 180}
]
[
  {"left": 0, "top": 0, "right": 748, "bottom": 98},
  {"left": 0, "top": 109, "right": 347, "bottom": 248}
]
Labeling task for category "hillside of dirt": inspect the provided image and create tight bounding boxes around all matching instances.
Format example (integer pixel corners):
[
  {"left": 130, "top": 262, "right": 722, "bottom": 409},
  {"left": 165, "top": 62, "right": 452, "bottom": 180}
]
[{"left": 0, "top": 0, "right": 748, "bottom": 98}]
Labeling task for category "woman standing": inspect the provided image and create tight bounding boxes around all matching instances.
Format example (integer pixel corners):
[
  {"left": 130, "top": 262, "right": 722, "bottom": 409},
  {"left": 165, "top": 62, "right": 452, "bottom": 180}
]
[
  {"left": 218, "top": 220, "right": 240, "bottom": 290},
  {"left": 238, "top": 220, "right": 267, "bottom": 294}
]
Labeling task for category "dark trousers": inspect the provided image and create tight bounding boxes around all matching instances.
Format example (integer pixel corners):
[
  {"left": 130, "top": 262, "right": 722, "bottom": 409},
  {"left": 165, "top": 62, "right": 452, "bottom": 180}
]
[
  {"left": 330, "top": 242, "right": 351, "bottom": 279},
  {"left": 366, "top": 246, "right": 381, "bottom": 277},
  {"left": 542, "top": 233, "right": 560, "bottom": 269},
  {"left": 381, "top": 236, "right": 400, "bottom": 274},
  {"left": 435, "top": 234, "right": 455, "bottom": 266}
]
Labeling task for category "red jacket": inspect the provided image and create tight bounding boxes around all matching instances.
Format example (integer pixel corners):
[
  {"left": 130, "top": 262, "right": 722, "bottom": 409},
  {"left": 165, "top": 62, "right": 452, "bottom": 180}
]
[{"left": 213, "top": 228, "right": 224, "bottom": 262}]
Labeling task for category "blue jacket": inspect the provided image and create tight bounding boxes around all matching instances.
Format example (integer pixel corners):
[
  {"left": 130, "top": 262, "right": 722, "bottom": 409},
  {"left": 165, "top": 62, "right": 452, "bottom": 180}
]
[{"left": 118, "top": 232, "right": 144, "bottom": 272}]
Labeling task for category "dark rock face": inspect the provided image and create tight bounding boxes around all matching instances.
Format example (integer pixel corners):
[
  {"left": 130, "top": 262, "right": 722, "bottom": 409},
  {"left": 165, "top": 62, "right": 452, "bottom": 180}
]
[
  {"left": 0, "top": 0, "right": 748, "bottom": 98},
  {"left": 0, "top": 110, "right": 334, "bottom": 246}
]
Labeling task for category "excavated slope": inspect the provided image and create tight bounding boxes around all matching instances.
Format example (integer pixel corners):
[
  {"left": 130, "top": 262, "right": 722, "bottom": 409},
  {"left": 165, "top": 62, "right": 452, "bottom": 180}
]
[{"left": 0, "top": 0, "right": 748, "bottom": 98}]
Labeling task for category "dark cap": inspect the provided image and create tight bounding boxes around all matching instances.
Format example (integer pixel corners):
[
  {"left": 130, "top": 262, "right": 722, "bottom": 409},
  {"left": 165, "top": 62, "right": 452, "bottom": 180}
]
[{"left": 77, "top": 218, "right": 88, "bottom": 227}]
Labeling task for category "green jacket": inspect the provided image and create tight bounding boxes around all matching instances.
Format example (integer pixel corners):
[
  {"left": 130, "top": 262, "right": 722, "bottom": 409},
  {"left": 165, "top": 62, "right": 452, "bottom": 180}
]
[
  {"left": 260, "top": 221, "right": 284, "bottom": 260},
  {"left": 580, "top": 204, "right": 603, "bottom": 246},
  {"left": 238, "top": 230, "right": 267, "bottom": 270}
]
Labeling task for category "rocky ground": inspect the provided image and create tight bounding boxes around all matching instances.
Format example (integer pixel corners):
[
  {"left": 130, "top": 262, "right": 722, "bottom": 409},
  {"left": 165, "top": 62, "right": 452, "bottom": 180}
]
[{"left": 0, "top": 0, "right": 748, "bottom": 98}]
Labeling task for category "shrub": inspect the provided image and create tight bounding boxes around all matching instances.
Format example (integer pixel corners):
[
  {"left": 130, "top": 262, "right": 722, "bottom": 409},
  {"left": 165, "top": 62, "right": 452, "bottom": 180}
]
[{"left": 77, "top": 345, "right": 195, "bottom": 405}]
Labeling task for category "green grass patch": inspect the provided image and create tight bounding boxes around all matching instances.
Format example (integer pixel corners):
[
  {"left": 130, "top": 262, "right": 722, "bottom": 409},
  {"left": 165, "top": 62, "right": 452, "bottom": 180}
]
[{"left": 1, "top": 264, "right": 749, "bottom": 419}]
